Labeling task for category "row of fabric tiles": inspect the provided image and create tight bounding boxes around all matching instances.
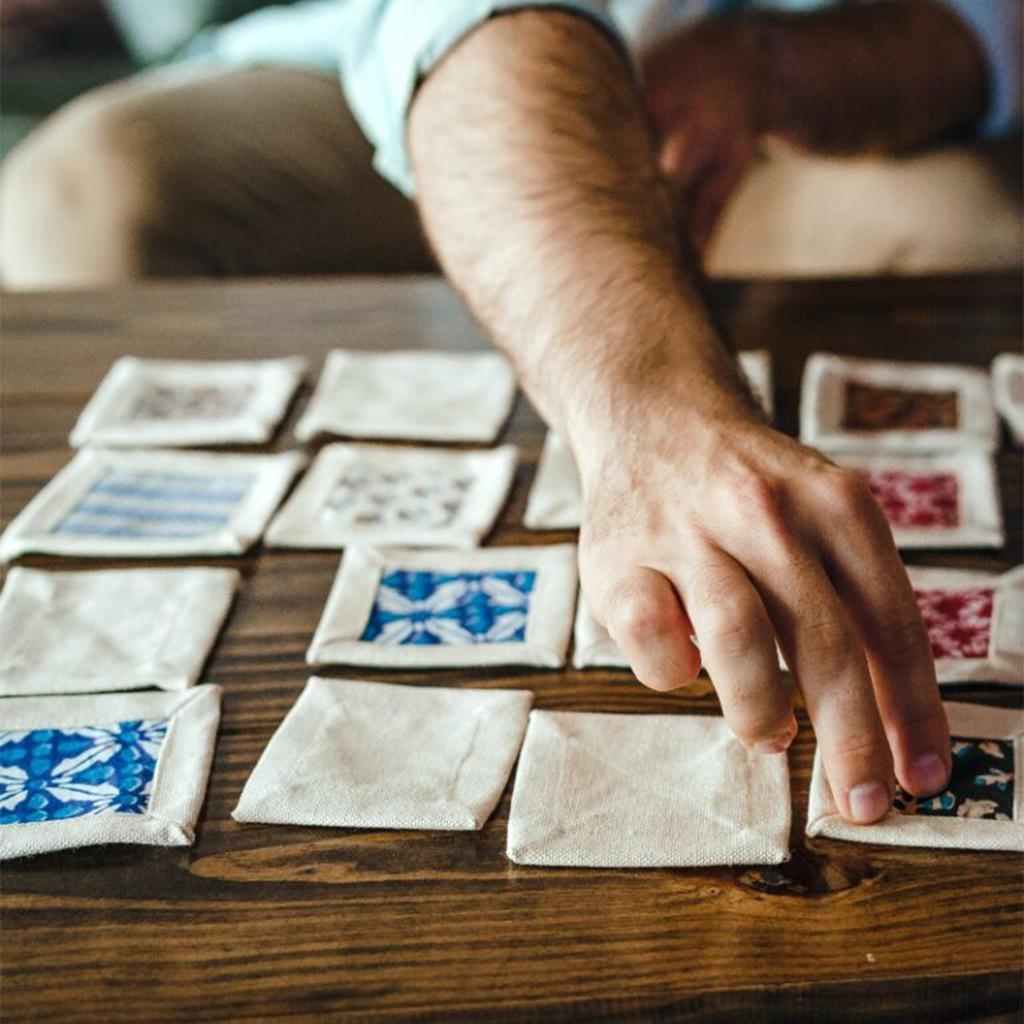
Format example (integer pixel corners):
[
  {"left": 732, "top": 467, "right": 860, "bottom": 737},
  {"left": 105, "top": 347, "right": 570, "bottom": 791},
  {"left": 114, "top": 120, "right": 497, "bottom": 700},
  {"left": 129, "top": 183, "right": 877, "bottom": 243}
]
[
  {"left": 3, "top": 350, "right": 1023, "bottom": 556},
  {"left": 2, "top": 348, "right": 1023, "bottom": 863}
]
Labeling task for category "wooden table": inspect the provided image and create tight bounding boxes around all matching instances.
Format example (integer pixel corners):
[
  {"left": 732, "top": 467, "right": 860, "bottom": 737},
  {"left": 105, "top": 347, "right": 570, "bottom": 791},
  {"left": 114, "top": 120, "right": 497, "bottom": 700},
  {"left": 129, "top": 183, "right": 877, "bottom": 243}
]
[{"left": 2, "top": 275, "right": 1022, "bottom": 1023}]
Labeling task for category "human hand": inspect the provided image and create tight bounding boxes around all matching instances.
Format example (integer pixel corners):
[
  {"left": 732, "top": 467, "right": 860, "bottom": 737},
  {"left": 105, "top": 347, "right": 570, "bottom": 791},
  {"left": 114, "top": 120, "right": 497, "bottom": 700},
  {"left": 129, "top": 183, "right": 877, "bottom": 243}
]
[
  {"left": 572, "top": 367, "right": 951, "bottom": 825},
  {"left": 641, "top": 17, "right": 767, "bottom": 256}
]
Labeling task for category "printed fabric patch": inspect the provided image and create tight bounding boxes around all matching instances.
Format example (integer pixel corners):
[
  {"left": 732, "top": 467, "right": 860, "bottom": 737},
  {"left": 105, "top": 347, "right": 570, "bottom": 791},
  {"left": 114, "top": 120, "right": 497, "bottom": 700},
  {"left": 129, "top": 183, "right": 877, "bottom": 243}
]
[
  {"left": 842, "top": 382, "right": 959, "bottom": 431},
  {"left": 51, "top": 469, "right": 254, "bottom": 539},
  {"left": 915, "top": 587, "right": 995, "bottom": 660},
  {"left": 894, "top": 736, "right": 1014, "bottom": 821},
  {"left": 129, "top": 383, "right": 255, "bottom": 421},
  {"left": 0, "top": 718, "right": 168, "bottom": 824},
  {"left": 360, "top": 570, "right": 536, "bottom": 646},
  {"left": 322, "top": 466, "right": 474, "bottom": 529},
  {"left": 862, "top": 470, "right": 959, "bottom": 528}
]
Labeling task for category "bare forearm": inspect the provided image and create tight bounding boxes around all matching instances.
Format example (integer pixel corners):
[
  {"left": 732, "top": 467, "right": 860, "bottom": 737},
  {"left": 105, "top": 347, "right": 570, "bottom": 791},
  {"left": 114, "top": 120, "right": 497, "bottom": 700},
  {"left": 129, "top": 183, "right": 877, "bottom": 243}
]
[{"left": 408, "top": 11, "right": 751, "bottom": 449}]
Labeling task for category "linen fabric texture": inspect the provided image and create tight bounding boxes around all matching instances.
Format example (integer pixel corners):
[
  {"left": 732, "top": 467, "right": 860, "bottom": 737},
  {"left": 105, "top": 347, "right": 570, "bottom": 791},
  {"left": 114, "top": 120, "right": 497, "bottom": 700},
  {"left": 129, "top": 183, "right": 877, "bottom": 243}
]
[
  {"left": 69, "top": 356, "right": 305, "bottom": 448},
  {"left": 0, "top": 448, "right": 304, "bottom": 560},
  {"left": 525, "top": 351, "right": 771, "bottom": 529},
  {"left": 800, "top": 354, "right": 998, "bottom": 454},
  {"left": 307, "top": 544, "right": 578, "bottom": 669},
  {"left": 807, "top": 702, "right": 1023, "bottom": 852},
  {"left": 992, "top": 352, "right": 1024, "bottom": 444},
  {"left": 907, "top": 565, "right": 1024, "bottom": 685},
  {"left": 294, "top": 349, "right": 517, "bottom": 443},
  {"left": 0, "top": 686, "right": 221, "bottom": 860},
  {"left": 0, "top": 567, "right": 238, "bottom": 696},
  {"left": 507, "top": 710, "right": 791, "bottom": 868},
  {"left": 232, "top": 677, "right": 532, "bottom": 830},
  {"left": 832, "top": 450, "right": 1003, "bottom": 549},
  {"left": 265, "top": 442, "right": 516, "bottom": 549}
]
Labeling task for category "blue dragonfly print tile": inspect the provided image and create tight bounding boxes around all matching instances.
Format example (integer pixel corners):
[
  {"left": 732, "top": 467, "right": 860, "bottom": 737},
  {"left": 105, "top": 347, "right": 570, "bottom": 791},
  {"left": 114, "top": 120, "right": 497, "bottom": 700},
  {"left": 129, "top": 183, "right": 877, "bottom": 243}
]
[
  {"left": 361, "top": 570, "right": 536, "bottom": 646},
  {"left": 894, "top": 735, "right": 1015, "bottom": 821},
  {"left": 0, "top": 718, "right": 168, "bottom": 825},
  {"left": 51, "top": 469, "right": 254, "bottom": 540}
]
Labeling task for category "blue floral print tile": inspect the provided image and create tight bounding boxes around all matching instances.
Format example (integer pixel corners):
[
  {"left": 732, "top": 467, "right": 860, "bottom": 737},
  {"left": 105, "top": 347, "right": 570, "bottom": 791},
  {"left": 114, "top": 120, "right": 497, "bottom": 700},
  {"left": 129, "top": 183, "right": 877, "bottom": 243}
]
[
  {"left": 360, "top": 570, "right": 536, "bottom": 646},
  {"left": 51, "top": 470, "right": 254, "bottom": 539},
  {"left": 0, "top": 719, "right": 168, "bottom": 824},
  {"left": 894, "top": 735, "right": 1014, "bottom": 821}
]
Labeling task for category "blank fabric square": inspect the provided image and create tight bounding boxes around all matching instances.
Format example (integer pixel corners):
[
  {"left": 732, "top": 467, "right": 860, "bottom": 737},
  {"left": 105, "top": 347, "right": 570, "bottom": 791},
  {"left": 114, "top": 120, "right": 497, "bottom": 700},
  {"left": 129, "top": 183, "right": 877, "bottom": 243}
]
[
  {"left": 573, "top": 594, "right": 629, "bottom": 669},
  {"left": 265, "top": 443, "right": 516, "bottom": 549},
  {"left": 294, "top": 349, "right": 517, "bottom": 444},
  {"left": 832, "top": 451, "right": 1003, "bottom": 549},
  {"left": 909, "top": 566, "right": 1023, "bottom": 685},
  {"left": 307, "top": 544, "right": 578, "bottom": 669},
  {"left": 807, "top": 702, "right": 1023, "bottom": 852},
  {"left": 0, "top": 448, "right": 304, "bottom": 560},
  {"left": 232, "top": 677, "right": 532, "bottom": 830},
  {"left": 992, "top": 352, "right": 1024, "bottom": 444},
  {"left": 507, "top": 711, "right": 791, "bottom": 868},
  {"left": 69, "top": 357, "right": 305, "bottom": 448},
  {"left": 0, "top": 567, "right": 239, "bottom": 696},
  {"left": 524, "top": 351, "right": 772, "bottom": 530},
  {"left": 0, "top": 686, "right": 221, "bottom": 860},
  {"left": 800, "top": 354, "right": 997, "bottom": 453}
]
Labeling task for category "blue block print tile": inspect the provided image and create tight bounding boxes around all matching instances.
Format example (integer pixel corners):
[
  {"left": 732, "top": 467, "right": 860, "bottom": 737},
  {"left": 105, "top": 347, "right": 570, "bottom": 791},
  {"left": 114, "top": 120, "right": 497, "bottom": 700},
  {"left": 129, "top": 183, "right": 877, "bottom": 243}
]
[
  {"left": 0, "top": 719, "right": 168, "bottom": 825},
  {"left": 360, "top": 570, "right": 536, "bottom": 646},
  {"left": 894, "top": 735, "right": 1015, "bottom": 821},
  {"left": 51, "top": 469, "right": 254, "bottom": 539}
]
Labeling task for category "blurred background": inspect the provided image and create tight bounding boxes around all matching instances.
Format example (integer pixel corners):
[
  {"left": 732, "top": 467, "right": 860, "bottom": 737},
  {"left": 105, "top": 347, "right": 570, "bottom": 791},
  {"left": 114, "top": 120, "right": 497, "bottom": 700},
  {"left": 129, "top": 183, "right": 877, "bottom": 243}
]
[{"left": 1, "top": 0, "right": 1021, "bottom": 283}]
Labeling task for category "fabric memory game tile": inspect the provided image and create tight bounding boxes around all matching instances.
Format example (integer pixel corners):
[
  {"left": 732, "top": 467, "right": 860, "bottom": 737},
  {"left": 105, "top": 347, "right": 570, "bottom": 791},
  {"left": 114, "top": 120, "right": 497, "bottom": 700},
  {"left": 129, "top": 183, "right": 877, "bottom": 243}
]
[
  {"left": 70, "top": 356, "right": 305, "bottom": 447},
  {"left": 0, "top": 686, "right": 221, "bottom": 860},
  {"left": 0, "top": 567, "right": 239, "bottom": 696}
]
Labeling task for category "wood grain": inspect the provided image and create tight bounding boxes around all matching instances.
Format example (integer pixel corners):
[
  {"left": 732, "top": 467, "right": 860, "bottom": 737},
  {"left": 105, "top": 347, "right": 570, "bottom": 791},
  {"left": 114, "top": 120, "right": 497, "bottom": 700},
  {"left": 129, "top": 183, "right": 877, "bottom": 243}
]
[{"left": 1, "top": 274, "right": 1022, "bottom": 1024}]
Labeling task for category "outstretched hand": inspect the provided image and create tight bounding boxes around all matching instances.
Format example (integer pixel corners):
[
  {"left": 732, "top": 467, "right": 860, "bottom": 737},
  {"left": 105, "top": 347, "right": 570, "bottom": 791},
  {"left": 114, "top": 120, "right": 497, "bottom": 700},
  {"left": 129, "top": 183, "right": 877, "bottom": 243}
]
[{"left": 574, "top": 369, "right": 951, "bottom": 825}]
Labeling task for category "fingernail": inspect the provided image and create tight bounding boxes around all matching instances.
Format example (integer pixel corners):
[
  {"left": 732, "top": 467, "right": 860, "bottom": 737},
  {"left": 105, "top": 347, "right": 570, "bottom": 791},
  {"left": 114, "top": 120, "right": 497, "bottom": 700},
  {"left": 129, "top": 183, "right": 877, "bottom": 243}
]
[
  {"left": 908, "top": 753, "right": 949, "bottom": 796},
  {"left": 847, "top": 782, "right": 891, "bottom": 824},
  {"left": 752, "top": 719, "right": 798, "bottom": 756}
]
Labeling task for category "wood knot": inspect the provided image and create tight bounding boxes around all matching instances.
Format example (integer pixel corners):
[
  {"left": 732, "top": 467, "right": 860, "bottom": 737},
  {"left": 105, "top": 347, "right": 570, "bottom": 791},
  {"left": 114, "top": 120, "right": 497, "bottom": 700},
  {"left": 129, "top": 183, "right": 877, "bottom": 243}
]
[{"left": 732, "top": 846, "right": 876, "bottom": 897}]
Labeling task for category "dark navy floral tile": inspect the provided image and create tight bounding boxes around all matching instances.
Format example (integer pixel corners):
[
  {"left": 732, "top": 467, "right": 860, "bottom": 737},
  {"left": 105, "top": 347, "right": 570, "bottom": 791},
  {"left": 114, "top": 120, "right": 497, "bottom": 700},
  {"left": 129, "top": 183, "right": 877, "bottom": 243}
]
[{"left": 894, "top": 735, "right": 1014, "bottom": 821}]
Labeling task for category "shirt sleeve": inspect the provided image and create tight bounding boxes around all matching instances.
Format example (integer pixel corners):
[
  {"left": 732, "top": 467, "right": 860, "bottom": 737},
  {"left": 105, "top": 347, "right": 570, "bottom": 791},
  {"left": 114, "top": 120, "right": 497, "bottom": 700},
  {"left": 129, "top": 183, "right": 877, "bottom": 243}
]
[
  {"left": 929, "top": 0, "right": 1022, "bottom": 138},
  {"left": 338, "top": 1, "right": 625, "bottom": 196}
]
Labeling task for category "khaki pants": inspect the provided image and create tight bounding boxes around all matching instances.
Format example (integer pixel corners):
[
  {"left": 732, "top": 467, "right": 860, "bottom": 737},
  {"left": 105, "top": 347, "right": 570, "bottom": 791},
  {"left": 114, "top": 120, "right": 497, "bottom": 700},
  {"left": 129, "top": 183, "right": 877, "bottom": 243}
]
[{"left": 1, "top": 63, "right": 1020, "bottom": 288}]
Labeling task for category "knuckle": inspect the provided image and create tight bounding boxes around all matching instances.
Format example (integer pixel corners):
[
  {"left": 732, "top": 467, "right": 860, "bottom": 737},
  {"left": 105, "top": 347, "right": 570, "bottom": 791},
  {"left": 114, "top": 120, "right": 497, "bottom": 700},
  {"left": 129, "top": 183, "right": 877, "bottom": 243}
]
[
  {"left": 796, "top": 617, "right": 860, "bottom": 672},
  {"left": 820, "top": 468, "right": 883, "bottom": 528},
  {"left": 606, "top": 585, "right": 677, "bottom": 646},
  {"left": 699, "top": 600, "right": 771, "bottom": 660}
]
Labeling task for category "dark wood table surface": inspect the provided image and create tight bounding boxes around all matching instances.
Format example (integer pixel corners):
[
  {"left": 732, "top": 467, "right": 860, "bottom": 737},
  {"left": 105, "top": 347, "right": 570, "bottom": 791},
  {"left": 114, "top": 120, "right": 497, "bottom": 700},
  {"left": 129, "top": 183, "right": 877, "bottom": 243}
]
[{"left": 2, "top": 274, "right": 1022, "bottom": 1024}]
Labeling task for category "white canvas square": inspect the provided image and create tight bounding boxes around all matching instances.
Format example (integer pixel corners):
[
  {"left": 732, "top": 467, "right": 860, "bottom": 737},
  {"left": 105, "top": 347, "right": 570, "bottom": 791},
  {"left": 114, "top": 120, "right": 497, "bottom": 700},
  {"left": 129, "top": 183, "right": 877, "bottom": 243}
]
[
  {"left": 907, "top": 566, "right": 1023, "bottom": 686},
  {"left": 806, "top": 702, "right": 1023, "bottom": 852},
  {"left": 800, "top": 354, "right": 997, "bottom": 453},
  {"left": 307, "top": 544, "right": 578, "bottom": 669},
  {"left": 265, "top": 443, "right": 516, "bottom": 549},
  {"left": 524, "top": 351, "right": 772, "bottom": 530},
  {"left": 523, "top": 432, "right": 582, "bottom": 530},
  {"left": 293, "top": 349, "right": 517, "bottom": 443},
  {"left": 832, "top": 451, "right": 1003, "bottom": 549},
  {"left": 992, "top": 352, "right": 1024, "bottom": 444},
  {"left": 738, "top": 349, "right": 773, "bottom": 419},
  {"left": 507, "top": 710, "right": 791, "bottom": 868},
  {"left": 0, "top": 448, "right": 305, "bottom": 561},
  {"left": 573, "top": 593, "right": 629, "bottom": 669},
  {"left": 0, "top": 567, "right": 238, "bottom": 696},
  {"left": 70, "top": 356, "right": 305, "bottom": 448},
  {"left": 0, "top": 685, "right": 221, "bottom": 860},
  {"left": 232, "top": 677, "right": 532, "bottom": 830}
]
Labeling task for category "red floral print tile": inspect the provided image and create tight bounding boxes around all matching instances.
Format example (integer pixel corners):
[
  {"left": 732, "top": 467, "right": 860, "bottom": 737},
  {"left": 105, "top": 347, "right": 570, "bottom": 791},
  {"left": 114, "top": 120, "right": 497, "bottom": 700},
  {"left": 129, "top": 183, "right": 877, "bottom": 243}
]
[
  {"left": 914, "top": 587, "right": 995, "bottom": 660},
  {"left": 862, "top": 470, "right": 959, "bottom": 528}
]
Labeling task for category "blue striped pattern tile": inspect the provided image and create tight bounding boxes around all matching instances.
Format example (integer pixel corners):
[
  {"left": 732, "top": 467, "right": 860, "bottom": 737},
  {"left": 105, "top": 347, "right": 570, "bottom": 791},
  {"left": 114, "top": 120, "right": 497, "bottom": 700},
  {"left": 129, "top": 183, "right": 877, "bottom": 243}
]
[{"left": 51, "top": 469, "right": 255, "bottom": 539}]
